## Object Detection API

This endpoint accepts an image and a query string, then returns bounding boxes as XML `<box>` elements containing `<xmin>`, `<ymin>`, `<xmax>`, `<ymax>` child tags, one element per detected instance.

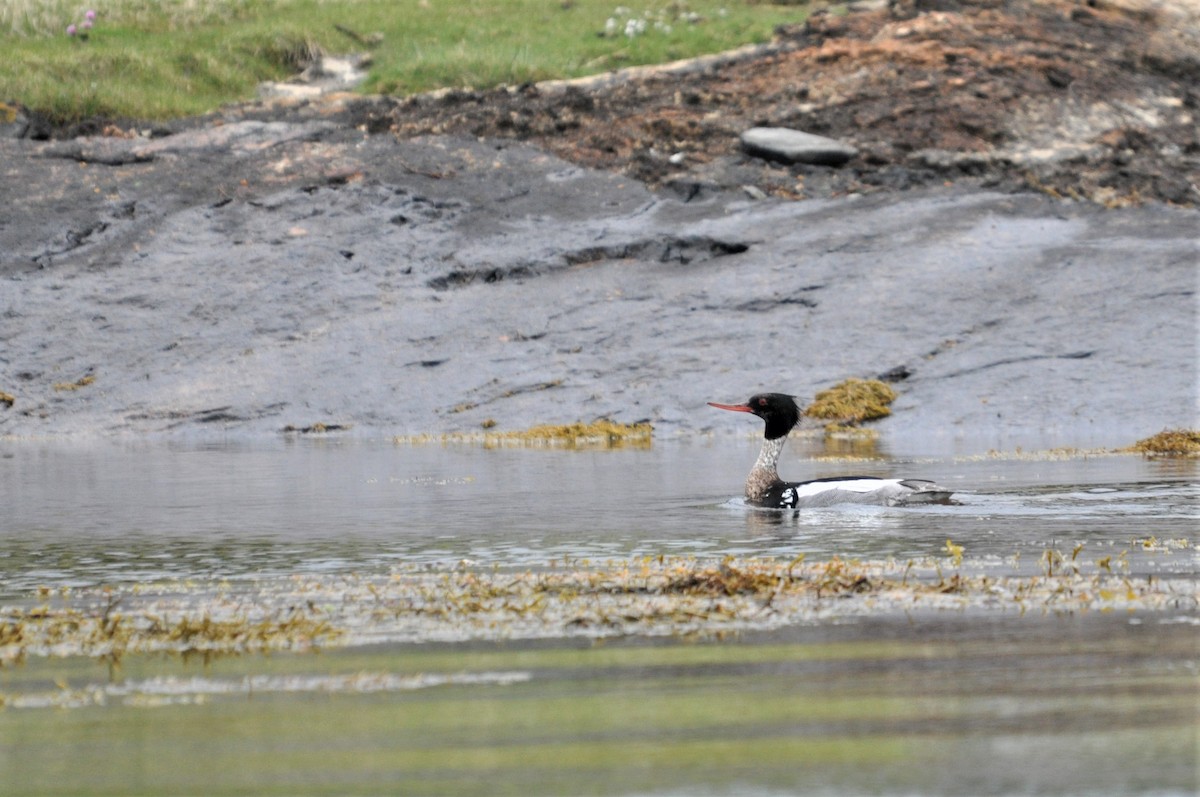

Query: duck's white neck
<box><xmin>746</xmin><ymin>436</ymin><xmax>787</xmax><ymax>501</ymax></box>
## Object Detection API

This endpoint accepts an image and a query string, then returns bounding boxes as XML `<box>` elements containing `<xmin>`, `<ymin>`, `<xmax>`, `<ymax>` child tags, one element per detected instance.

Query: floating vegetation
<box><xmin>1128</xmin><ymin>428</ymin><xmax>1200</xmax><ymax>457</ymax></box>
<box><xmin>1134</xmin><ymin>536</ymin><xmax>1192</xmax><ymax>553</ymax></box>
<box><xmin>0</xmin><ymin>599</ymin><xmax>337</xmax><ymax>667</ymax></box>
<box><xmin>396</xmin><ymin>420</ymin><xmax>653</xmax><ymax>448</ymax></box>
<box><xmin>818</xmin><ymin>424</ymin><xmax>881</xmax><ymax>439</ymax></box>
<box><xmin>2</xmin><ymin>552</ymin><xmax>1193</xmax><ymax>667</ymax></box>
<box><xmin>963</xmin><ymin>446</ymin><xmax>1119</xmax><ymax>461</ymax></box>
<box><xmin>488</xmin><ymin>420</ymin><xmax>652</xmax><ymax>447</ymax></box>
<box><xmin>942</xmin><ymin>539</ymin><xmax>965</xmax><ymax>567</ymax></box>
<box><xmin>961</xmin><ymin>432</ymin><xmax>1199</xmax><ymax>462</ymax></box>
<box><xmin>803</xmin><ymin>378</ymin><xmax>897</xmax><ymax>428</ymax></box>
<box><xmin>952</xmin><ymin>443</ymin><xmax>1192</xmax><ymax>462</ymax></box>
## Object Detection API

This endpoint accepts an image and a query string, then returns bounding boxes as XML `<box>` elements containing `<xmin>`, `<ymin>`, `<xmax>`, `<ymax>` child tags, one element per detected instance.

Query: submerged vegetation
<box><xmin>0</xmin><ymin>0</ymin><xmax>807</xmax><ymax>123</ymax></box>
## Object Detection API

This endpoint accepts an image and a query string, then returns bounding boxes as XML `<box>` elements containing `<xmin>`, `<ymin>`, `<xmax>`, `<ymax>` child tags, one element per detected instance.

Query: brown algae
<box><xmin>490</xmin><ymin>420</ymin><xmax>652</xmax><ymax>447</ymax></box>
<box><xmin>397</xmin><ymin>419</ymin><xmax>653</xmax><ymax>448</ymax></box>
<box><xmin>51</xmin><ymin>374</ymin><xmax>95</xmax><ymax>392</ymax></box>
<box><xmin>2</xmin><ymin>551</ymin><xmax>1193</xmax><ymax>666</ymax></box>
<box><xmin>803</xmin><ymin>378</ymin><xmax>897</xmax><ymax>428</ymax></box>
<box><xmin>1128</xmin><ymin>428</ymin><xmax>1200</xmax><ymax>457</ymax></box>
<box><xmin>0</xmin><ymin>601</ymin><xmax>337</xmax><ymax>666</ymax></box>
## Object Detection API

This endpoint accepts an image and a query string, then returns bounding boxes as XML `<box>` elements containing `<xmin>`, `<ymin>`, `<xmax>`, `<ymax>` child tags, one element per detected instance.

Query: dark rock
<box><xmin>878</xmin><ymin>365</ymin><xmax>913</xmax><ymax>382</ymax></box>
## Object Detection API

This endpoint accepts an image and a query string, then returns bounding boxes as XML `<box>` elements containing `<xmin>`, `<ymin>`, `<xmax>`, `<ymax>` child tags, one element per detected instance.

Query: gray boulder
<box><xmin>740</xmin><ymin>127</ymin><xmax>858</xmax><ymax>166</ymax></box>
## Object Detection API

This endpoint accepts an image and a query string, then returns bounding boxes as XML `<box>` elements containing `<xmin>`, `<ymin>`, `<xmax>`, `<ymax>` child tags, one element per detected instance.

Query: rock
<box><xmin>0</xmin><ymin>102</ymin><xmax>29</xmax><ymax>139</ymax></box>
<box><xmin>908</xmin><ymin>149</ymin><xmax>1001</xmax><ymax>172</ymax></box>
<box><xmin>846</xmin><ymin>0</ymin><xmax>889</xmax><ymax>12</ymax></box>
<box><xmin>740</xmin><ymin>127</ymin><xmax>858</xmax><ymax>166</ymax></box>
<box><xmin>258</xmin><ymin>54</ymin><xmax>372</xmax><ymax>101</ymax></box>
<box><xmin>37</xmin><ymin>120</ymin><xmax>336</xmax><ymax>165</ymax></box>
<box><xmin>0</xmin><ymin>124</ymin><xmax>1194</xmax><ymax>443</ymax></box>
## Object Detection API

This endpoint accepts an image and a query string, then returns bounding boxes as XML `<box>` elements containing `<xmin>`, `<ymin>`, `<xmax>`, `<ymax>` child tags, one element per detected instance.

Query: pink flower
<box><xmin>66</xmin><ymin>24</ymin><xmax>77</xmax><ymax>36</ymax></box>
<box><xmin>82</xmin><ymin>19</ymin><xmax>93</xmax><ymax>29</ymax></box>
<box><xmin>85</xmin><ymin>10</ymin><xmax>96</xmax><ymax>20</ymax></box>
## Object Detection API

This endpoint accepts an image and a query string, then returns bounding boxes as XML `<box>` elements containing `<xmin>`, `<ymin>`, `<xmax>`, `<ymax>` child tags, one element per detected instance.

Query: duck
<box><xmin>708</xmin><ymin>392</ymin><xmax>953</xmax><ymax>508</ymax></box>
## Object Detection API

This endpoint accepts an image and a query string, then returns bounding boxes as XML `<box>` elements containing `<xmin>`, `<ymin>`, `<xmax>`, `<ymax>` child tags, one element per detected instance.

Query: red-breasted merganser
<box><xmin>708</xmin><ymin>392</ymin><xmax>954</xmax><ymax>508</ymax></box>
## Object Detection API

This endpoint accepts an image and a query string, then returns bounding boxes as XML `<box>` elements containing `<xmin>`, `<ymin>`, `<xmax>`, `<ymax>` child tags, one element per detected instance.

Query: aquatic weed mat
<box><xmin>3</xmin><ymin>551</ymin><xmax>1195</xmax><ymax>668</ymax></box>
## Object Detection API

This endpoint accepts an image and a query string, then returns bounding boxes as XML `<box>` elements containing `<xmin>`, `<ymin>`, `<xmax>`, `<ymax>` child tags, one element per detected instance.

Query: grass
<box><xmin>0</xmin><ymin>0</ymin><xmax>811</xmax><ymax>124</ymax></box>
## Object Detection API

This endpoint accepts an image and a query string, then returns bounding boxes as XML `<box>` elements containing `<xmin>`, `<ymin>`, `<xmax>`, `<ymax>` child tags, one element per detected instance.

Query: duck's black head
<box><xmin>708</xmin><ymin>392</ymin><xmax>801</xmax><ymax>440</ymax></box>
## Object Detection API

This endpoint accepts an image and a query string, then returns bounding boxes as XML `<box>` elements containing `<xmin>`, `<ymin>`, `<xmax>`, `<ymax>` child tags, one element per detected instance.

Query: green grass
<box><xmin>0</xmin><ymin>0</ymin><xmax>811</xmax><ymax>124</ymax></box>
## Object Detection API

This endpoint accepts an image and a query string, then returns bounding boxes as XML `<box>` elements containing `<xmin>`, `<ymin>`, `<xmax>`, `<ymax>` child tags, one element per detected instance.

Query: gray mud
<box><xmin>1</xmin><ymin>122</ymin><xmax>1196</xmax><ymax>441</ymax></box>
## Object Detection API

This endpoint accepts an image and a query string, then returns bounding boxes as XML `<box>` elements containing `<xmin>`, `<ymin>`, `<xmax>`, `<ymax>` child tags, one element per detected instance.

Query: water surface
<box><xmin>2</xmin><ymin>438</ymin><xmax>1195</xmax><ymax>592</ymax></box>
<box><xmin>0</xmin><ymin>438</ymin><xmax>1195</xmax><ymax>796</ymax></box>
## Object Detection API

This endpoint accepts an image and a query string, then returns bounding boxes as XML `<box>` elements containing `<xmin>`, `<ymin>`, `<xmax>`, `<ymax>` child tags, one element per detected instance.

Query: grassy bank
<box><xmin>0</xmin><ymin>0</ymin><xmax>809</xmax><ymax>124</ymax></box>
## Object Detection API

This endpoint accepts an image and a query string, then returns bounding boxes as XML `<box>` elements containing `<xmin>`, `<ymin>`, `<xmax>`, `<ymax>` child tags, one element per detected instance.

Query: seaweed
<box><xmin>396</xmin><ymin>419</ymin><xmax>653</xmax><ymax>448</ymax></box>
<box><xmin>52</xmin><ymin>375</ymin><xmax>95</xmax><ymax>392</ymax></box>
<box><xmin>1128</xmin><ymin>429</ymin><xmax>1200</xmax><ymax>457</ymax></box>
<box><xmin>3</xmin><ymin>549</ymin><xmax>1193</xmax><ymax>670</ymax></box>
<box><xmin>803</xmin><ymin>378</ymin><xmax>897</xmax><ymax>428</ymax></box>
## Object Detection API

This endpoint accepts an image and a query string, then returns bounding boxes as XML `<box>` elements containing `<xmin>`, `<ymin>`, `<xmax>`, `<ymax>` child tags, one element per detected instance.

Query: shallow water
<box><xmin>0</xmin><ymin>438</ymin><xmax>1196</xmax><ymax>796</ymax></box>
<box><xmin>1</xmin><ymin>438</ymin><xmax>1195</xmax><ymax>593</ymax></box>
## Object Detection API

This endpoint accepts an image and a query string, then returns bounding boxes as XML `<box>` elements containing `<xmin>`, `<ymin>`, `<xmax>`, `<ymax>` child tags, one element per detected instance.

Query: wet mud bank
<box><xmin>1</xmin><ymin>0</ymin><xmax>1197</xmax><ymax>442</ymax></box>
